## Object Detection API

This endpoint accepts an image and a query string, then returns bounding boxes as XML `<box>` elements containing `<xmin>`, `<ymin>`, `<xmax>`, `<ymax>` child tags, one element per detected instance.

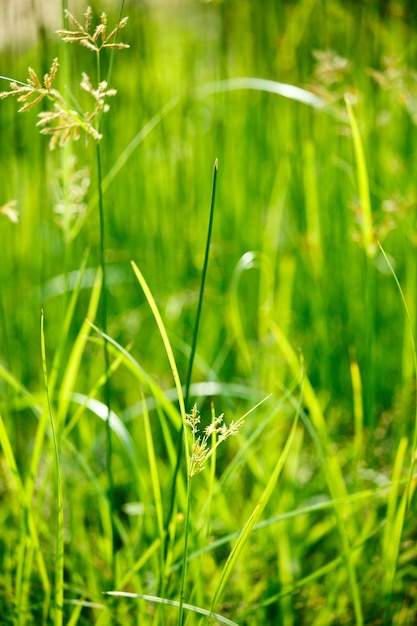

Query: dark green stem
<box><xmin>162</xmin><ymin>158</ymin><xmax>218</xmax><ymax>571</ymax></box>
<box><xmin>96</xmin><ymin>136</ymin><xmax>116</xmax><ymax>582</ymax></box>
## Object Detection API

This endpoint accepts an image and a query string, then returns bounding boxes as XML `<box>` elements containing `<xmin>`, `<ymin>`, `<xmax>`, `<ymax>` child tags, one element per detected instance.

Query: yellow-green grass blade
<box><xmin>268</xmin><ymin>320</ymin><xmax>363</xmax><ymax>624</ymax></box>
<box><xmin>209</xmin><ymin>408</ymin><xmax>299</xmax><ymax>618</ymax></box>
<box><xmin>0</xmin><ymin>363</ymin><xmax>41</xmax><ymax>416</ymax></box>
<box><xmin>104</xmin><ymin>591</ymin><xmax>240</xmax><ymax>626</ymax></box>
<box><xmin>378</xmin><ymin>242</ymin><xmax>417</xmax><ymax>506</ymax></box>
<box><xmin>131</xmin><ymin>261</ymin><xmax>187</xmax><ymax>437</ymax></box>
<box><xmin>349</xmin><ymin>349</ymin><xmax>364</xmax><ymax>465</ymax></box>
<box><xmin>142</xmin><ymin>393</ymin><xmax>165</xmax><ymax>564</ymax></box>
<box><xmin>41</xmin><ymin>311</ymin><xmax>63</xmax><ymax>626</ymax></box>
<box><xmin>62</xmin><ymin>345</ymin><xmax>128</xmax><ymax>438</ymax></box>
<box><xmin>0</xmin><ymin>413</ymin><xmax>51</xmax><ymax>618</ymax></box>
<box><xmin>56</xmin><ymin>267</ymin><xmax>102</xmax><ymax>428</ymax></box>
<box><xmin>345</xmin><ymin>96</ymin><xmax>375</xmax><ymax>258</ymax></box>
<box><xmin>382</xmin><ymin>437</ymin><xmax>408</xmax><ymax>620</ymax></box>
<box><xmin>48</xmin><ymin>248</ymin><xmax>90</xmax><ymax>398</ymax></box>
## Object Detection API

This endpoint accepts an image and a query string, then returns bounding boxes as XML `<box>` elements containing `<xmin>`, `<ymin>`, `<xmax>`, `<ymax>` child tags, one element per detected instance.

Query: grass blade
<box><xmin>208</xmin><ymin>404</ymin><xmax>300</xmax><ymax>618</ymax></box>
<box><xmin>104</xmin><ymin>591</ymin><xmax>240</xmax><ymax>626</ymax></box>
<box><xmin>345</xmin><ymin>95</ymin><xmax>375</xmax><ymax>258</ymax></box>
<box><xmin>41</xmin><ymin>311</ymin><xmax>64</xmax><ymax>626</ymax></box>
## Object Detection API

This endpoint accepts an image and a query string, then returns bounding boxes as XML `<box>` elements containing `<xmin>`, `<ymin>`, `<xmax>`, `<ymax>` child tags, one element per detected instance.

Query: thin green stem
<box><xmin>162</xmin><ymin>159</ymin><xmax>218</xmax><ymax>568</ymax></box>
<box><xmin>178</xmin><ymin>476</ymin><xmax>192</xmax><ymax>626</ymax></box>
<box><xmin>96</xmin><ymin>139</ymin><xmax>116</xmax><ymax>581</ymax></box>
<box><xmin>94</xmin><ymin>37</ymin><xmax>116</xmax><ymax>584</ymax></box>
<box><xmin>41</xmin><ymin>311</ymin><xmax>63</xmax><ymax>626</ymax></box>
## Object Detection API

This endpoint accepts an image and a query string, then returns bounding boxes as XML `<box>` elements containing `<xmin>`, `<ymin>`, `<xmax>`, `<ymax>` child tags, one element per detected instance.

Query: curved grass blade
<box><xmin>208</xmin><ymin>404</ymin><xmax>300</xmax><ymax>619</ymax></box>
<box><xmin>130</xmin><ymin>260</ymin><xmax>190</xmax><ymax>622</ymax></box>
<box><xmin>104</xmin><ymin>591</ymin><xmax>239</xmax><ymax>626</ymax></box>
<box><xmin>378</xmin><ymin>242</ymin><xmax>417</xmax><ymax>504</ymax></box>
<box><xmin>80</xmin><ymin>78</ymin><xmax>333</xmax><ymax>228</ymax></box>
<box><xmin>56</xmin><ymin>267</ymin><xmax>102</xmax><ymax>427</ymax></box>
<box><xmin>41</xmin><ymin>311</ymin><xmax>64</xmax><ymax>626</ymax></box>
<box><xmin>130</xmin><ymin>261</ymin><xmax>187</xmax><ymax>450</ymax></box>
<box><xmin>345</xmin><ymin>96</ymin><xmax>375</xmax><ymax>258</ymax></box>
<box><xmin>194</xmin><ymin>77</ymin><xmax>330</xmax><ymax>111</ymax></box>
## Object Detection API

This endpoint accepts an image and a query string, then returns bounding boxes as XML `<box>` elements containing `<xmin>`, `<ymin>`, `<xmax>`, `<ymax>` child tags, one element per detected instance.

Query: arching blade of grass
<box><xmin>382</xmin><ymin>437</ymin><xmax>408</xmax><ymax>623</ymax></box>
<box><xmin>241</xmin><ymin>523</ymin><xmax>382</xmax><ymax>620</ymax></box>
<box><xmin>194</xmin><ymin>77</ymin><xmax>331</xmax><ymax>112</ymax></box>
<box><xmin>62</xmin><ymin>343</ymin><xmax>129</xmax><ymax>437</ymax></box>
<box><xmin>0</xmin><ymin>412</ymin><xmax>50</xmax><ymax>623</ymax></box>
<box><xmin>131</xmin><ymin>260</ymin><xmax>189</xmax><ymax>615</ymax></box>
<box><xmin>378</xmin><ymin>242</ymin><xmax>417</xmax><ymax>503</ymax></box>
<box><xmin>87</xmin><ymin>328</ymin><xmax>186</xmax><ymax>507</ymax></box>
<box><xmin>81</xmin><ymin>79</ymin><xmax>333</xmax><ymax>226</ymax></box>
<box><xmin>0</xmin><ymin>363</ymin><xmax>42</xmax><ymax>416</ymax></box>
<box><xmin>104</xmin><ymin>591</ymin><xmax>240</xmax><ymax>626</ymax></box>
<box><xmin>48</xmin><ymin>248</ymin><xmax>90</xmax><ymax>397</ymax></box>
<box><xmin>56</xmin><ymin>267</ymin><xmax>102</xmax><ymax>427</ymax></box>
<box><xmin>345</xmin><ymin>96</ymin><xmax>375</xmax><ymax>259</ymax></box>
<box><xmin>131</xmin><ymin>261</ymin><xmax>187</xmax><ymax>428</ymax></box>
<box><xmin>377</xmin><ymin>243</ymin><xmax>417</xmax><ymax>622</ymax></box>
<box><xmin>208</xmin><ymin>404</ymin><xmax>300</xmax><ymax>620</ymax></box>
<box><xmin>268</xmin><ymin>320</ymin><xmax>363</xmax><ymax>624</ymax></box>
<box><xmin>141</xmin><ymin>393</ymin><xmax>165</xmax><ymax>595</ymax></box>
<box><xmin>41</xmin><ymin>310</ymin><xmax>63</xmax><ymax>626</ymax></box>
<box><xmin>70</xmin><ymin>393</ymin><xmax>139</xmax><ymax>478</ymax></box>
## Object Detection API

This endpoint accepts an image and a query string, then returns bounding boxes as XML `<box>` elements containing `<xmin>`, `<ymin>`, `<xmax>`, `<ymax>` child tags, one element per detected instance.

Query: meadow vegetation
<box><xmin>1</xmin><ymin>0</ymin><xmax>417</xmax><ymax>623</ymax></box>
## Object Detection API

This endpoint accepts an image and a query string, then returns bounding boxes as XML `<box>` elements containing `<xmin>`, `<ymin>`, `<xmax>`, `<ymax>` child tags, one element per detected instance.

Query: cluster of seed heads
<box><xmin>0</xmin><ymin>7</ymin><xmax>129</xmax><ymax>149</ymax></box>
<box><xmin>186</xmin><ymin>404</ymin><xmax>244</xmax><ymax>478</ymax></box>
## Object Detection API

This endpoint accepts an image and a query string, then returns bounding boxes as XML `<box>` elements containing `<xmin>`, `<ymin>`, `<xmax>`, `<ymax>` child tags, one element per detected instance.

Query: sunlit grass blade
<box><xmin>0</xmin><ymin>363</ymin><xmax>42</xmax><ymax>416</ymax></box>
<box><xmin>0</xmin><ymin>412</ymin><xmax>51</xmax><ymax>620</ymax></box>
<box><xmin>48</xmin><ymin>248</ymin><xmax>90</xmax><ymax>397</ymax></box>
<box><xmin>104</xmin><ymin>591</ymin><xmax>240</xmax><ymax>626</ymax></box>
<box><xmin>131</xmin><ymin>261</ymin><xmax>187</xmax><ymax>428</ymax></box>
<box><xmin>141</xmin><ymin>393</ymin><xmax>165</xmax><ymax>587</ymax></box>
<box><xmin>70</xmin><ymin>393</ymin><xmax>139</xmax><ymax>477</ymax></box>
<box><xmin>382</xmin><ymin>437</ymin><xmax>408</xmax><ymax>622</ymax></box>
<box><xmin>194</xmin><ymin>77</ymin><xmax>331</xmax><ymax>112</ymax></box>
<box><xmin>378</xmin><ymin>242</ymin><xmax>417</xmax><ymax>505</ymax></box>
<box><xmin>268</xmin><ymin>320</ymin><xmax>363</xmax><ymax>624</ymax></box>
<box><xmin>349</xmin><ymin>348</ymin><xmax>364</xmax><ymax>465</ymax></box>
<box><xmin>208</xmin><ymin>407</ymin><xmax>300</xmax><ymax>619</ymax></box>
<box><xmin>241</xmin><ymin>524</ymin><xmax>381</xmax><ymax>620</ymax></box>
<box><xmin>56</xmin><ymin>267</ymin><xmax>102</xmax><ymax>427</ymax></box>
<box><xmin>131</xmin><ymin>260</ymin><xmax>189</xmax><ymax>619</ymax></box>
<box><xmin>345</xmin><ymin>95</ymin><xmax>375</xmax><ymax>258</ymax></box>
<box><xmin>41</xmin><ymin>310</ymin><xmax>64</xmax><ymax>626</ymax></box>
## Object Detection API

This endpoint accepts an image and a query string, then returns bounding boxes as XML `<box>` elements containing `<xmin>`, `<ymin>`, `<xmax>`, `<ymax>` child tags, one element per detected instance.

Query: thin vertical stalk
<box><xmin>41</xmin><ymin>311</ymin><xmax>63</xmax><ymax>626</ymax></box>
<box><xmin>96</xmin><ymin>139</ymin><xmax>116</xmax><ymax>581</ymax></box>
<box><xmin>162</xmin><ymin>159</ymin><xmax>218</xmax><ymax>572</ymax></box>
<box><xmin>95</xmin><ymin>36</ymin><xmax>116</xmax><ymax>583</ymax></box>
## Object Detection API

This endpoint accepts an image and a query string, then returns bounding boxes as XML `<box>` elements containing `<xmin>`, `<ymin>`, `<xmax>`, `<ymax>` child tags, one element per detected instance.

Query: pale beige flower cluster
<box><xmin>0</xmin><ymin>7</ymin><xmax>129</xmax><ymax>149</ymax></box>
<box><xmin>186</xmin><ymin>404</ymin><xmax>244</xmax><ymax>478</ymax></box>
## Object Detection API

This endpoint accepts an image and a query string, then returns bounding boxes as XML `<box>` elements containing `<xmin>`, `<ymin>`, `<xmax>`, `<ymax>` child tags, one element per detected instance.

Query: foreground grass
<box><xmin>1</xmin><ymin>0</ymin><xmax>417</xmax><ymax>623</ymax></box>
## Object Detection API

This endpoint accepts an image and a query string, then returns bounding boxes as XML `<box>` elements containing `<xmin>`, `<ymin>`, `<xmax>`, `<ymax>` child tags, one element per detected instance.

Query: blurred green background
<box><xmin>1</xmin><ymin>0</ymin><xmax>417</xmax><ymax>623</ymax></box>
<box><xmin>2</xmin><ymin>0</ymin><xmax>417</xmax><ymax>420</ymax></box>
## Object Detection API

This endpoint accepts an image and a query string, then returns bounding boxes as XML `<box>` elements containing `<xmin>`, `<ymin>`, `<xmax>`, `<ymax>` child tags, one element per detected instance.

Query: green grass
<box><xmin>1</xmin><ymin>0</ymin><xmax>417</xmax><ymax>623</ymax></box>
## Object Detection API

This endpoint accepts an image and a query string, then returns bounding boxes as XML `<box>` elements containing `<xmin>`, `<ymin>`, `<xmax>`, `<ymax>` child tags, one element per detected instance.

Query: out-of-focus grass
<box><xmin>1</xmin><ymin>0</ymin><xmax>417</xmax><ymax>623</ymax></box>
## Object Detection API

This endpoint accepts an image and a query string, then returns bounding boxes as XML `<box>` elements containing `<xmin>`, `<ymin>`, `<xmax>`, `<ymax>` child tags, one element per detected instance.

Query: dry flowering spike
<box><xmin>57</xmin><ymin>7</ymin><xmax>129</xmax><ymax>52</ymax></box>
<box><xmin>0</xmin><ymin>59</ymin><xmax>103</xmax><ymax>148</ymax></box>
<box><xmin>0</xmin><ymin>58</ymin><xmax>59</xmax><ymax>112</ymax></box>
<box><xmin>0</xmin><ymin>8</ymin><xmax>129</xmax><ymax>149</ymax></box>
<box><xmin>186</xmin><ymin>403</ymin><xmax>244</xmax><ymax>478</ymax></box>
<box><xmin>80</xmin><ymin>73</ymin><xmax>117</xmax><ymax>114</ymax></box>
